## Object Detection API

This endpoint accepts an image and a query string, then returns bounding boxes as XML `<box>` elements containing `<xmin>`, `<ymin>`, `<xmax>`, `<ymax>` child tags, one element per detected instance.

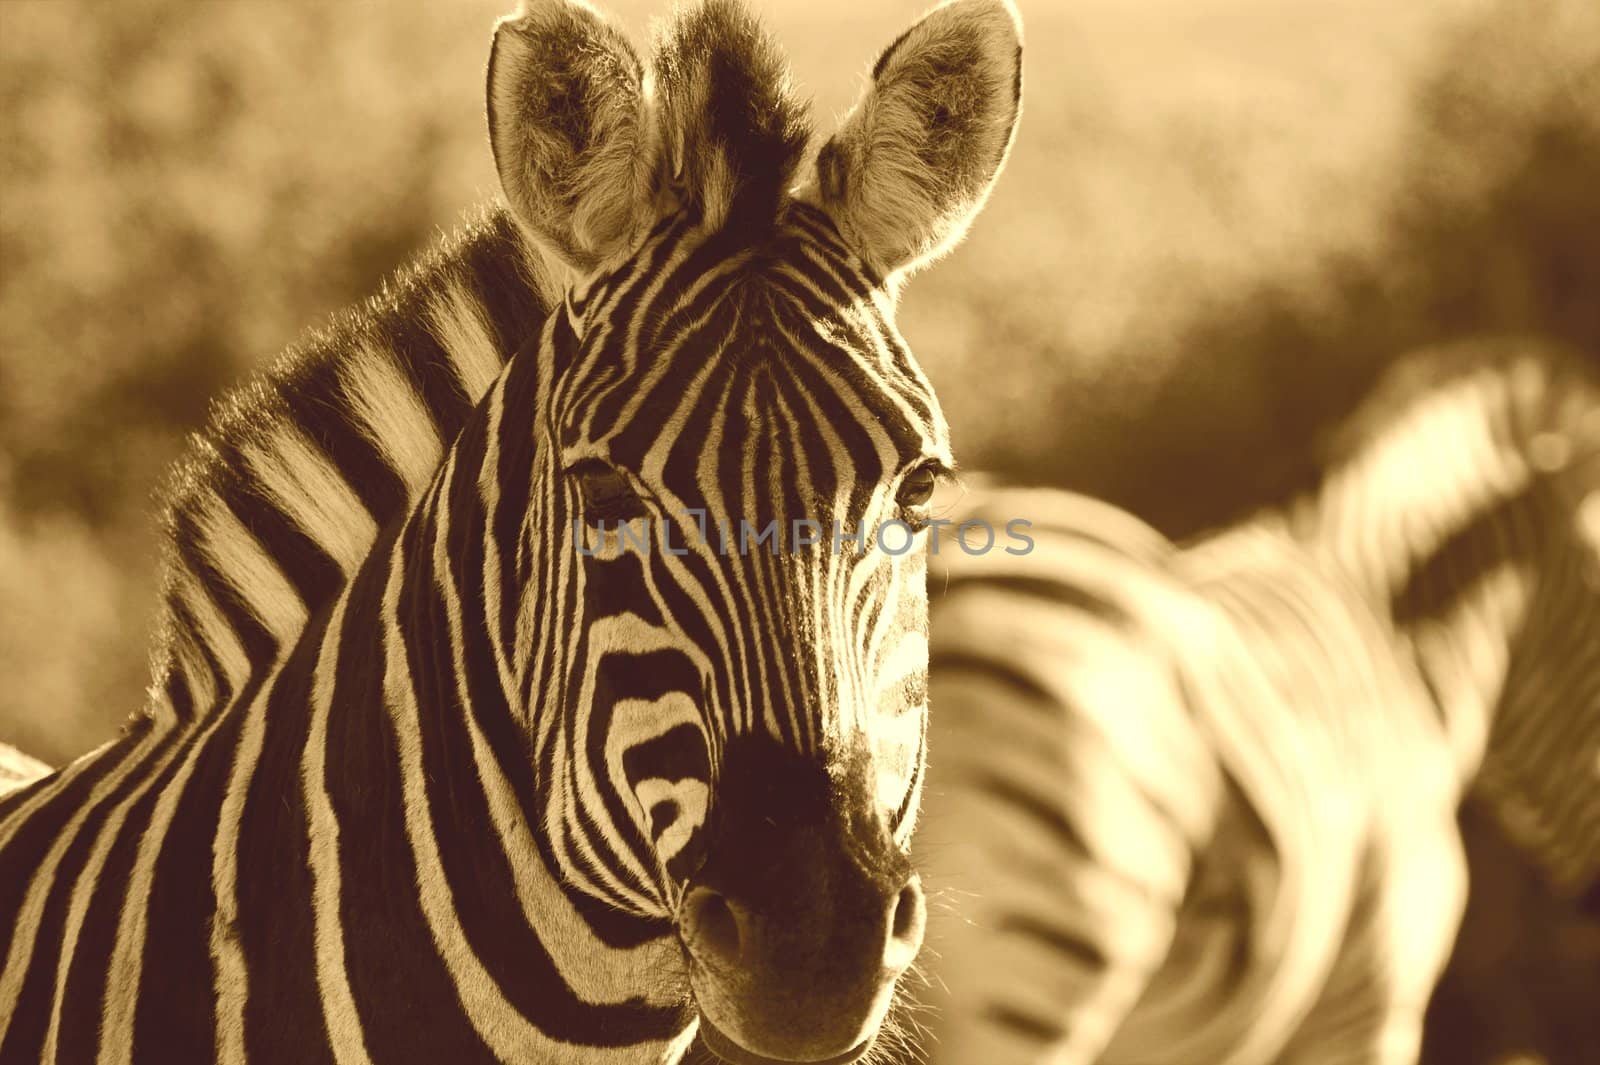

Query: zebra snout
<box><xmin>677</xmin><ymin>733</ymin><xmax>926</xmax><ymax>1061</ymax></box>
<box><xmin>681</xmin><ymin>872</ymin><xmax>926</xmax><ymax>977</ymax></box>
<box><xmin>680</xmin><ymin>861</ymin><xmax>924</xmax><ymax>1064</ymax></box>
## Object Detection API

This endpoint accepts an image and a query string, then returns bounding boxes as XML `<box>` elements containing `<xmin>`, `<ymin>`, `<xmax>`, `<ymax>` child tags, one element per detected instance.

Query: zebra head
<box><xmin>487</xmin><ymin>0</ymin><xmax>1022</xmax><ymax>1060</ymax></box>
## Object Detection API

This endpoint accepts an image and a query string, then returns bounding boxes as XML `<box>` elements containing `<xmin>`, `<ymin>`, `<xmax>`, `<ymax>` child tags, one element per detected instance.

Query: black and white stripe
<box><xmin>912</xmin><ymin>338</ymin><xmax>1600</xmax><ymax>1065</ymax></box>
<box><xmin>0</xmin><ymin>1</ymin><xmax>1026</xmax><ymax>1063</ymax></box>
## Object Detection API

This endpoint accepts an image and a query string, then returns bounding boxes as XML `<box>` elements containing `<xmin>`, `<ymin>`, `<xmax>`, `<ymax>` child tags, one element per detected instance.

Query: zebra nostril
<box><xmin>891</xmin><ymin>884</ymin><xmax>919</xmax><ymax>939</ymax></box>
<box><xmin>683</xmin><ymin>887</ymin><xmax>743</xmax><ymax>968</ymax></box>
<box><xmin>886</xmin><ymin>876</ymin><xmax>926</xmax><ymax>970</ymax></box>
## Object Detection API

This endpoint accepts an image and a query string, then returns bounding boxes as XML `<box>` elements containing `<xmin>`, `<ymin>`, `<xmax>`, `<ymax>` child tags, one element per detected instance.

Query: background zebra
<box><xmin>0</xmin><ymin>747</ymin><xmax>51</xmax><ymax>801</ymax></box>
<box><xmin>0</xmin><ymin>1</ymin><xmax>1023</xmax><ymax>1063</ymax></box>
<box><xmin>911</xmin><ymin>337</ymin><xmax>1600</xmax><ymax>1065</ymax></box>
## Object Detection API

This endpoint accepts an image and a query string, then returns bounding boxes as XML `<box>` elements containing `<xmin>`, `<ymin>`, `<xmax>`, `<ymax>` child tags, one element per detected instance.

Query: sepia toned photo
<box><xmin>2</xmin><ymin>1</ymin><xmax>1596</xmax><ymax>1063</ymax></box>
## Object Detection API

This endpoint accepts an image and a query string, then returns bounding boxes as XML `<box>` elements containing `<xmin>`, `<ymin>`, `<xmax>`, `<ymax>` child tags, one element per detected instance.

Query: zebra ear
<box><xmin>487</xmin><ymin>0</ymin><xmax>660</xmax><ymax>273</ymax></box>
<box><xmin>811</xmin><ymin>0</ymin><xmax>1022</xmax><ymax>280</ymax></box>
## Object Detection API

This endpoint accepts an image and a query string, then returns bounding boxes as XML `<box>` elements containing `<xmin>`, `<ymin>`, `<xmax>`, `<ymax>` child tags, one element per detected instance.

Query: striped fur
<box><xmin>0</xmin><ymin>2</ymin><xmax>1023</xmax><ymax>1063</ymax></box>
<box><xmin>912</xmin><ymin>338</ymin><xmax>1600</xmax><ymax>1065</ymax></box>
<box><xmin>0</xmin><ymin>746</ymin><xmax>52</xmax><ymax>799</ymax></box>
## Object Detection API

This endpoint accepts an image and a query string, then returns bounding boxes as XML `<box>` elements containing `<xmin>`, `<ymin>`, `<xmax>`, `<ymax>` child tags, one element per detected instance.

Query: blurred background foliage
<box><xmin>1</xmin><ymin>1</ymin><xmax>1597</xmax><ymax>1061</ymax></box>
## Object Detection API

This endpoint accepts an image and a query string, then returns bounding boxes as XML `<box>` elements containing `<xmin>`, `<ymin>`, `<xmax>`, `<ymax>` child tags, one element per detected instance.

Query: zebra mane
<box><xmin>1289</xmin><ymin>336</ymin><xmax>1600</xmax><ymax>606</ymax></box>
<box><xmin>140</xmin><ymin>206</ymin><xmax>559</xmax><ymax>726</ymax></box>
<box><xmin>1315</xmin><ymin>338</ymin><xmax>1596</xmax><ymax>466</ymax></box>
<box><xmin>650</xmin><ymin>0</ymin><xmax>812</xmax><ymax>235</ymax></box>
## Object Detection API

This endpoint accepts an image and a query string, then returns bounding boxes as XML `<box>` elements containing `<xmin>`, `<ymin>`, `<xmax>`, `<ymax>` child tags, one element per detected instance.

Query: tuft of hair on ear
<box><xmin>650</xmin><ymin>0</ymin><xmax>812</xmax><ymax>237</ymax></box>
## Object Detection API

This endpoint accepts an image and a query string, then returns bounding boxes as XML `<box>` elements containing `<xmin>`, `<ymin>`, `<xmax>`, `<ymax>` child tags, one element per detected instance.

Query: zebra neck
<box><xmin>1287</xmin><ymin>366</ymin><xmax>1547</xmax><ymax>779</ymax></box>
<box><xmin>1289</xmin><ymin>349</ymin><xmax>1600</xmax><ymax>897</ymax></box>
<box><xmin>267</xmin><ymin>333</ymin><xmax>687</xmax><ymax>1038</ymax></box>
<box><xmin>140</xmin><ymin>208</ymin><xmax>558</xmax><ymax>737</ymax></box>
<box><xmin>1391</xmin><ymin>535</ymin><xmax>1538</xmax><ymax>782</ymax></box>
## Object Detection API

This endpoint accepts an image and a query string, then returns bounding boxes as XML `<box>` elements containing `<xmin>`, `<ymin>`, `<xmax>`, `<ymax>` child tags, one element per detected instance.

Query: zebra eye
<box><xmin>896</xmin><ymin>464</ymin><xmax>939</xmax><ymax>512</ymax></box>
<box><xmin>572</xmin><ymin>460</ymin><xmax>647</xmax><ymax>525</ymax></box>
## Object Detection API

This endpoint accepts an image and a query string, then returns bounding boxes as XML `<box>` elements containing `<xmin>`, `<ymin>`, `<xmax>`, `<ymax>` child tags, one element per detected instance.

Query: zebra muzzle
<box><xmin>676</xmin><ymin>736</ymin><xmax>926</xmax><ymax>1064</ymax></box>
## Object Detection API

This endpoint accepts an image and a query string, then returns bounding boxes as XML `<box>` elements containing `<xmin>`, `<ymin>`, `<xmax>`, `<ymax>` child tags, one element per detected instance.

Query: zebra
<box><xmin>0</xmin><ymin>748</ymin><xmax>51</xmax><ymax>801</ymax></box>
<box><xmin>0</xmin><ymin>1</ymin><xmax>1024</xmax><ymax>1062</ymax></box>
<box><xmin>910</xmin><ymin>338</ymin><xmax>1600</xmax><ymax>1065</ymax></box>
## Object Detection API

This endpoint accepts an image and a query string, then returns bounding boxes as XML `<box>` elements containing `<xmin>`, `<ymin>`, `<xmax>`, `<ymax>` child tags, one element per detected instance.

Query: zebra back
<box><xmin>912</xmin><ymin>337</ymin><xmax>1600</xmax><ymax>1065</ymax></box>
